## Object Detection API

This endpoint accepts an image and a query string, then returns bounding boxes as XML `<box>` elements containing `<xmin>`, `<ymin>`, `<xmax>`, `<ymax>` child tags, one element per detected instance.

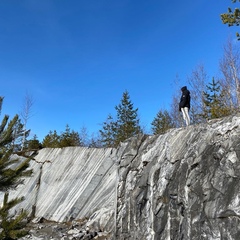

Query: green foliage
<box><xmin>0</xmin><ymin>97</ymin><xmax>3</xmax><ymax>114</ymax></box>
<box><xmin>115</xmin><ymin>91</ymin><xmax>142</xmax><ymax>144</ymax></box>
<box><xmin>0</xmin><ymin>98</ymin><xmax>33</xmax><ymax>239</ymax></box>
<box><xmin>59</xmin><ymin>125</ymin><xmax>83</xmax><ymax>147</ymax></box>
<box><xmin>202</xmin><ymin>78</ymin><xmax>232</xmax><ymax>119</ymax></box>
<box><xmin>0</xmin><ymin>115</ymin><xmax>32</xmax><ymax>192</ymax></box>
<box><xmin>99</xmin><ymin>91</ymin><xmax>142</xmax><ymax>147</ymax></box>
<box><xmin>221</xmin><ymin>0</ymin><xmax>240</xmax><ymax>39</ymax></box>
<box><xmin>151</xmin><ymin>110</ymin><xmax>175</xmax><ymax>135</ymax></box>
<box><xmin>6</xmin><ymin>118</ymin><xmax>30</xmax><ymax>152</ymax></box>
<box><xmin>42</xmin><ymin>125</ymin><xmax>83</xmax><ymax>148</ymax></box>
<box><xmin>99</xmin><ymin>115</ymin><xmax>117</xmax><ymax>147</ymax></box>
<box><xmin>0</xmin><ymin>193</ymin><xmax>28</xmax><ymax>240</ymax></box>
<box><xmin>26</xmin><ymin>135</ymin><xmax>42</xmax><ymax>150</ymax></box>
<box><xmin>42</xmin><ymin>130</ymin><xmax>60</xmax><ymax>148</ymax></box>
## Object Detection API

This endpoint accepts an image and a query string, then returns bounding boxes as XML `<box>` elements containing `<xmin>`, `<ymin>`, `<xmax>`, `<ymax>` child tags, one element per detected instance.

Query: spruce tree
<box><xmin>99</xmin><ymin>91</ymin><xmax>142</xmax><ymax>147</ymax></box>
<box><xmin>202</xmin><ymin>78</ymin><xmax>231</xmax><ymax>119</ymax></box>
<box><xmin>115</xmin><ymin>91</ymin><xmax>142</xmax><ymax>145</ymax></box>
<box><xmin>99</xmin><ymin>114</ymin><xmax>117</xmax><ymax>148</ymax></box>
<box><xmin>151</xmin><ymin>110</ymin><xmax>174</xmax><ymax>135</ymax></box>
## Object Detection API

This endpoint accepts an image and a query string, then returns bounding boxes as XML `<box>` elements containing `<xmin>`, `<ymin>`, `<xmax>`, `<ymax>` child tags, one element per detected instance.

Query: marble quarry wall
<box><xmin>2</xmin><ymin>114</ymin><xmax>240</xmax><ymax>239</ymax></box>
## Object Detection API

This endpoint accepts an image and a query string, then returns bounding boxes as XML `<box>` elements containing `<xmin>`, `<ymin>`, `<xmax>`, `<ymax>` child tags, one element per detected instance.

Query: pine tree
<box><xmin>151</xmin><ymin>110</ymin><xmax>175</xmax><ymax>135</ymax></box>
<box><xmin>0</xmin><ymin>98</ymin><xmax>33</xmax><ymax>239</ymax></box>
<box><xmin>12</xmin><ymin>118</ymin><xmax>30</xmax><ymax>152</ymax></box>
<box><xmin>0</xmin><ymin>115</ymin><xmax>32</xmax><ymax>191</ymax></box>
<box><xmin>0</xmin><ymin>193</ymin><xmax>28</xmax><ymax>239</ymax></box>
<box><xmin>221</xmin><ymin>0</ymin><xmax>240</xmax><ymax>39</ymax></box>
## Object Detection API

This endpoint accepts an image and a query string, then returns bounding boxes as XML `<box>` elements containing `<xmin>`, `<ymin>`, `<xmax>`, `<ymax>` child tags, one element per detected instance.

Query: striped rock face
<box><xmin>7</xmin><ymin>147</ymin><xmax>117</xmax><ymax>233</ymax></box>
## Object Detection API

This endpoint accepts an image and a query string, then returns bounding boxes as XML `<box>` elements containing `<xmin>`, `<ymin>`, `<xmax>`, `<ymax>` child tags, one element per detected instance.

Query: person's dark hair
<box><xmin>181</xmin><ymin>86</ymin><xmax>187</xmax><ymax>91</ymax></box>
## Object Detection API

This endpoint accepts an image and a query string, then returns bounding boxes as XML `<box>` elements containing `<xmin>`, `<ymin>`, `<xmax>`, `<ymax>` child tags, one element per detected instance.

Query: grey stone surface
<box><xmin>1</xmin><ymin>114</ymin><xmax>240</xmax><ymax>239</ymax></box>
<box><xmin>5</xmin><ymin>147</ymin><xmax>117</xmax><ymax>233</ymax></box>
<box><xmin>115</xmin><ymin>115</ymin><xmax>240</xmax><ymax>239</ymax></box>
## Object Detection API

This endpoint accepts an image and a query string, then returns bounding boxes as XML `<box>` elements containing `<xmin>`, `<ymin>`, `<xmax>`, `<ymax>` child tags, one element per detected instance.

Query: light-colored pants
<box><xmin>181</xmin><ymin>107</ymin><xmax>190</xmax><ymax>126</ymax></box>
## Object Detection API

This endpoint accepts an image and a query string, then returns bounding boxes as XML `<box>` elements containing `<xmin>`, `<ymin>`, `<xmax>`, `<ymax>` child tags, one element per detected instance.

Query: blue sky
<box><xmin>0</xmin><ymin>0</ymin><xmax>238</xmax><ymax>141</ymax></box>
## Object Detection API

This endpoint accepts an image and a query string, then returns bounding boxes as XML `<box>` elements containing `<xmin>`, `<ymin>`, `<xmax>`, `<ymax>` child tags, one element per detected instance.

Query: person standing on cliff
<box><xmin>179</xmin><ymin>86</ymin><xmax>191</xmax><ymax>126</ymax></box>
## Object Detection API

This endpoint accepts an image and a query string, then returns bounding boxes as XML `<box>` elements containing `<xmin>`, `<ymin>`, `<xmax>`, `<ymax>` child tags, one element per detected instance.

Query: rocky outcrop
<box><xmin>115</xmin><ymin>115</ymin><xmax>240</xmax><ymax>239</ymax></box>
<box><xmin>1</xmin><ymin>114</ymin><xmax>240</xmax><ymax>239</ymax></box>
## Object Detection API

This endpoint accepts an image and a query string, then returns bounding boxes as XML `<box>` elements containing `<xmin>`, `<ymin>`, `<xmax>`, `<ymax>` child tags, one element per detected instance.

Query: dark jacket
<box><xmin>179</xmin><ymin>86</ymin><xmax>191</xmax><ymax>111</ymax></box>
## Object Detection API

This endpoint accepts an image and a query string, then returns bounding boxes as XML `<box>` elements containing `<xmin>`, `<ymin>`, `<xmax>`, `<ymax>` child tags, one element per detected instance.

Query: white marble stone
<box><xmin>7</xmin><ymin>147</ymin><xmax>117</xmax><ymax>225</ymax></box>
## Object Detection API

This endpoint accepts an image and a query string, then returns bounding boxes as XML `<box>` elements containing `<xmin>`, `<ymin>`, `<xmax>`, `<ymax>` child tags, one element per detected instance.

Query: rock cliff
<box><xmin>1</xmin><ymin>114</ymin><xmax>240</xmax><ymax>239</ymax></box>
<box><xmin>116</xmin><ymin>115</ymin><xmax>240</xmax><ymax>240</ymax></box>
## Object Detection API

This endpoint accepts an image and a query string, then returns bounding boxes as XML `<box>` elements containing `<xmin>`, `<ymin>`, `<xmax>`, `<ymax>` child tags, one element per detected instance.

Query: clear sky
<box><xmin>0</xmin><ymin>0</ymin><xmax>238</xmax><ymax>141</ymax></box>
